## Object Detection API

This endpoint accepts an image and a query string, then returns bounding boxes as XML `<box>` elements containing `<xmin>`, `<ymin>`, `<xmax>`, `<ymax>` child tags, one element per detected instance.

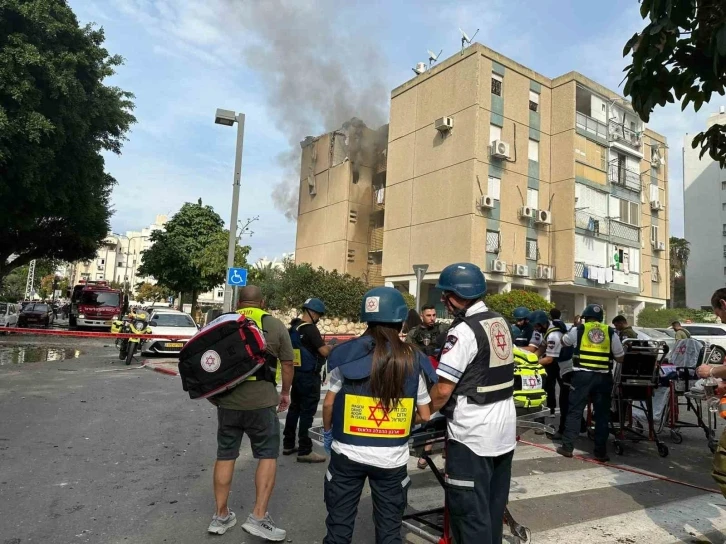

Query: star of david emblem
<box><xmin>368</xmin><ymin>402</ymin><xmax>390</xmax><ymax>427</ymax></box>
<box><xmin>203</xmin><ymin>355</ymin><xmax>216</xmax><ymax>369</ymax></box>
<box><xmin>495</xmin><ymin>330</ymin><xmax>507</xmax><ymax>350</ymax></box>
<box><xmin>490</xmin><ymin>321</ymin><xmax>511</xmax><ymax>360</ymax></box>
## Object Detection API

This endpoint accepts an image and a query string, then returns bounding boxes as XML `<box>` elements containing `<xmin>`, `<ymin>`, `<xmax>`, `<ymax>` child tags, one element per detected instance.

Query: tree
<box><xmin>135</xmin><ymin>282</ymin><xmax>171</xmax><ymax>304</ymax></box>
<box><xmin>669</xmin><ymin>236</ymin><xmax>690</xmax><ymax>308</ymax></box>
<box><xmin>0</xmin><ymin>0</ymin><xmax>135</xmax><ymax>281</ymax></box>
<box><xmin>39</xmin><ymin>274</ymin><xmax>69</xmax><ymax>300</ymax></box>
<box><xmin>623</xmin><ymin>1</ymin><xmax>726</xmax><ymax>166</ymax></box>
<box><xmin>137</xmin><ymin>201</ymin><xmax>249</xmax><ymax>315</ymax></box>
<box><xmin>485</xmin><ymin>290</ymin><xmax>554</xmax><ymax>322</ymax></box>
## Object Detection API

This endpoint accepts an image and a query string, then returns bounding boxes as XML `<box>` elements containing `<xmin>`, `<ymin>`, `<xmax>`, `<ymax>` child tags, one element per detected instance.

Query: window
<box><xmin>528</xmin><ymin>139</ymin><xmax>539</xmax><ymax>162</ymax></box>
<box><xmin>486</xmin><ymin>230</ymin><xmax>500</xmax><ymax>253</ymax></box>
<box><xmin>722</xmin><ymin>181</ymin><xmax>726</xmax><ymax>190</ymax></box>
<box><xmin>684</xmin><ymin>325</ymin><xmax>726</xmax><ymax>336</ymax></box>
<box><xmin>651</xmin><ymin>225</ymin><xmax>659</xmax><ymax>243</ymax></box>
<box><xmin>618</xmin><ymin>199</ymin><xmax>639</xmax><ymax>226</ymax></box>
<box><xmin>652</xmin><ymin>265</ymin><xmax>660</xmax><ymax>283</ymax></box>
<box><xmin>489</xmin><ymin>124</ymin><xmax>502</xmax><ymax>145</ymax></box>
<box><xmin>723</xmin><ymin>223</ymin><xmax>726</xmax><ymax>236</ymax></box>
<box><xmin>117</xmin><ymin>262</ymin><xmax>123</xmax><ymax>267</ymax></box>
<box><xmin>96</xmin><ymin>273</ymin><xmax>104</xmax><ymax>280</ymax></box>
<box><xmin>487</xmin><ymin>176</ymin><xmax>501</xmax><ymax>201</ymax></box>
<box><xmin>151</xmin><ymin>314</ymin><xmax>196</xmax><ymax>328</ymax></box>
<box><xmin>349</xmin><ymin>209</ymin><xmax>358</xmax><ymax>223</ymax></box>
<box><xmin>529</xmin><ymin>90</ymin><xmax>539</xmax><ymax>112</ymax></box>
<box><xmin>97</xmin><ymin>259</ymin><xmax>105</xmax><ymax>265</ymax></box>
<box><xmin>491</xmin><ymin>73</ymin><xmax>502</xmax><ymax>96</ymax></box>
<box><xmin>527</xmin><ymin>188</ymin><xmax>539</xmax><ymax>209</ymax></box>
<box><xmin>526</xmin><ymin>238</ymin><xmax>538</xmax><ymax>260</ymax></box>
<box><xmin>347</xmin><ymin>249</ymin><xmax>355</xmax><ymax>263</ymax></box>
<box><xmin>722</xmin><ymin>203</ymin><xmax>726</xmax><ymax>212</ymax></box>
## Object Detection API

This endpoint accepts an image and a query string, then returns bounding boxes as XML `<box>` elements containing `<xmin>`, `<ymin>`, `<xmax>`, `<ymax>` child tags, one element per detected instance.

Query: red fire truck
<box><xmin>68</xmin><ymin>280</ymin><xmax>123</xmax><ymax>330</ymax></box>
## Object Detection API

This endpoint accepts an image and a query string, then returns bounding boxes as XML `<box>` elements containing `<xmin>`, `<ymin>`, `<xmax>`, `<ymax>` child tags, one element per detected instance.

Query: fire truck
<box><xmin>68</xmin><ymin>280</ymin><xmax>123</xmax><ymax>330</ymax></box>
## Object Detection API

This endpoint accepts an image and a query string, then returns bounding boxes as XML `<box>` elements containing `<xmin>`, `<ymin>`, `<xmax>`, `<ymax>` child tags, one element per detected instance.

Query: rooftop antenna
<box><xmin>428</xmin><ymin>48</ymin><xmax>443</xmax><ymax>68</ymax></box>
<box><xmin>460</xmin><ymin>27</ymin><xmax>479</xmax><ymax>54</ymax></box>
<box><xmin>412</xmin><ymin>62</ymin><xmax>427</xmax><ymax>75</ymax></box>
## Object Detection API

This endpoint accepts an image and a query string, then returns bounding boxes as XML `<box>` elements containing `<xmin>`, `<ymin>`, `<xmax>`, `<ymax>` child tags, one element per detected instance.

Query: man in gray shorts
<box><xmin>207</xmin><ymin>285</ymin><xmax>294</xmax><ymax>541</ymax></box>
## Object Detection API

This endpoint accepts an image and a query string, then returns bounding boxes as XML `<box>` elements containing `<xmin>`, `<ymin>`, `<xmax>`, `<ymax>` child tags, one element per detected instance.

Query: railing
<box><xmin>366</xmin><ymin>264</ymin><xmax>383</xmax><ymax>286</ymax></box>
<box><xmin>608</xmin><ymin>120</ymin><xmax>642</xmax><ymax>149</ymax></box>
<box><xmin>372</xmin><ymin>187</ymin><xmax>385</xmax><ymax>210</ymax></box>
<box><xmin>608</xmin><ymin>164</ymin><xmax>641</xmax><ymax>193</ymax></box>
<box><xmin>575</xmin><ymin>262</ymin><xmax>586</xmax><ymax>278</ymax></box>
<box><xmin>609</xmin><ymin>219</ymin><xmax>640</xmax><ymax>243</ymax></box>
<box><xmin>575</xmin><ymin>210</ymin><xmax>608</xmax><ymax>236</ymax></box>
<box><xmin>576</xmin><ymin>261</ymin><xmax>640</xmax><ymax>289</ymax></box>
<box><xmin>368</xmin><ymin>226</ymin><xmax>384</xmax><ymax>251</ymax></box>
<box><xmin>576</xmin><ymin>112</ymin><xmax>607</xmax><ymax>140</ymax></box>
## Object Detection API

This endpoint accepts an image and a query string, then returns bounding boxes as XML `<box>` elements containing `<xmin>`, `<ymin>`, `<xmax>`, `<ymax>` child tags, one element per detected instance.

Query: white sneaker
<box><xmin>242</xmin><ymin>512</ymin><xmax>286</xmax><ymax>541</ymax></box>
<box><xmin>207</xmin><ymin>511</ymin><xmax>236</xmax><ymax>534</ymax></box>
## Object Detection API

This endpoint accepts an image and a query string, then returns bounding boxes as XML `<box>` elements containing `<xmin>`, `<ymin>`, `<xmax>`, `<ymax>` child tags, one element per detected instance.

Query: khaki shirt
<box><xmin>215</xmin><ymin>313</ymin><xmax>294</xmax><ymax>411</ymax></box>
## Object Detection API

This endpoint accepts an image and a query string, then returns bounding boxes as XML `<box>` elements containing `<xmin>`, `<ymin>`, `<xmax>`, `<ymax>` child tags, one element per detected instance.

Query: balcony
<box><xmin>576</xmin><ymin>112</ymin><xmax>607</xmax><ymax>141</ymax></box>
<box><xmin>609</xmin><ymin>219</ymin><xmax>640</xmax><ymax>244</ymax></box>
<box><xmin>368</xmin><ymin>226</ymin><xmax>384</xmax><ymax>251</ymax></box>
<box><xmin>608</xmin><ymin>163</ymin><xmax>641</xmax><ymax>193</ymax></box>
<box><xmin>575</xmin><ymin>210</ymin><xmax>608</xmax><ymax>236</ymax></box>
<box><xmin>366</xmin><ymin>263</ymin><xmax>383</xmax><ymax>286</ymax></box>
<box><xmin>372</xmin><ymin>186</ymin><xmax>385</xmax><ymax>211</ymax></box>
<box><xmin>575</xmin><ymin>261</ymin><xmax>640</xmax><ymax>293</ymax></box>
<box><xmin>608</xmin><ymin>120</ymin><xmax>642</xmax><ymax>150</ymax></box>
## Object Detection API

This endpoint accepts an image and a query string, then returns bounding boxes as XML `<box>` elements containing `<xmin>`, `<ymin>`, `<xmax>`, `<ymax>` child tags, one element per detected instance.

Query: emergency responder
<box><xmin>612</xmin><ymin>315</ymin><xmax>638</xmax><ymax>342</ymax></box>
<box><xmin>321</xmin><ymin>287</ymin><xmax>435</xmax><ymax>544</ymax></box>
<box><xmin>207</xmin><ymin>286</ymin><xmax>293</xmax><ymax>541</ymax></box>
<box><xmin>429</xmin><ymin>263</ymin><xmax>516</xmax><ymax>544</ymax></box>
<box><xmin>283</xmin><ymin>298</ymin><xmax>330</xmax><ymax>463</ymax></box>
<box><xmin>512</xmin><ymin>306</ymin><xmax>535</xmax><ymax>349</ymax></box>
<box><xmin>406</xmin><ymin>305</ymin><xmax>447</xmax><ymax>357</ymax></box>
<box><xmin>525</xmin><ymin>310</ymin><xmax>546</xmax><ymax>353</ymax></box>
<box><xmin>529</xmin><ymin>310</ymin><xmax>560</xmax><ymax>415</ymax></box>
<box><xmin>557</xmin><ymin>303</ymin><xmax>624</xmax><ymax>462</ymax></box>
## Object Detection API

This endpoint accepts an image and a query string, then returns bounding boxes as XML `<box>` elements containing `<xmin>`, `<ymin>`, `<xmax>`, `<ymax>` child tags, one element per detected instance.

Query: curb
<box><xmin>142</xmin><ymin>360</ymin><xmax>179</xmax><ymax>376</ymax></box>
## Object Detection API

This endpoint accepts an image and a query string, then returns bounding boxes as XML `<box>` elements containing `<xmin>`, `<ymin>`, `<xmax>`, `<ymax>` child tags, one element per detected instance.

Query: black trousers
<box><xmin>445</xmin><ymin>440</ymin><xmax>514</xmax><ymax>544</ymax></box>
<box><xmin>557</xmin><ymin>370</ymin><xmax>572</xmax><ymax>434</ymax></box>
<box><xmin>562</xmin><ymin>370</ymin><xmax>613</xmax><ymax>455</ymax></box>
<box><xmin>323</xmin><ymin>450</ymin><xmax>410</xmax><ymax>544</ymax></box>
<box><xmin>282</xmin><ymin>370</ymin><xmax>321</xmax><ymax>456</ymax></box>
<box><xmin>544</xmin><ymin>361</ymin><xmax>561</xmax><ymax>412</ymax></box>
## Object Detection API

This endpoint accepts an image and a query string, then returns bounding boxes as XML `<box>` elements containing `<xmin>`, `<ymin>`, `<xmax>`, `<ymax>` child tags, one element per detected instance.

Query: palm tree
<box><xmin>669</xmin><ymin>237</ymin><xmax>690</xmax><ymax>308</ymax></box>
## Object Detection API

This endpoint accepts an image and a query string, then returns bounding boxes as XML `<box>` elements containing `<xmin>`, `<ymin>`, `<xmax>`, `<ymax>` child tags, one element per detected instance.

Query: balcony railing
<box><xmin>368</xmin><ymin>226</ymin><xmax>384</xmax><ymax>251</ymax></box>
<box><xmin>366</xmin><ymin>263</ymin><xmax>383</xmax><ymax>286</ymax></box>
<box><xmin>575</xmin><ymin>210</ymin><xmax>608</xmax><ymax>236</ymax></box>
<box><xmin>608</xmin><ymin>164</ymin><xmax>641</xmax><ymax>193</ymax></box>
<box><xmin>608</xmin><ymin>120</ymin><xmax>642</xmax><ymax>149</ymax></box>
<box><xmin>609</xmin><ymin>219</ymin><xmax>640</xmax><ymax>243</ymax></box>
<box><xmin>575</xmin><ymin>261</ymin><xmax>640</xmax><ymax>289</ymax></box>
<box><xmin>372</xmin><ymin>187</ymin><xmax>385</xmax><ymax>210</ymax></box>
<box><xmin>576</xmin><ymin>112</ymin><xmax>607</xmax><ymax>140</ymax></box>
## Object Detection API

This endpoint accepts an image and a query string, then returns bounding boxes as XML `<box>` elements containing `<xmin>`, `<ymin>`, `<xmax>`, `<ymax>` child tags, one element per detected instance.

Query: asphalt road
<box><xmin>1</xmin><ymin>335</ymin><xmax>725</xmax><ymax>544</ymax></box>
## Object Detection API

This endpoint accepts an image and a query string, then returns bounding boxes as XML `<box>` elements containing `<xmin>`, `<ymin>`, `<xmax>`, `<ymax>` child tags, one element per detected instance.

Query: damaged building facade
<box><xmin>295</xmin><ymin>44</ymin><xmax>669</xmax><ymax>322</ymax></box>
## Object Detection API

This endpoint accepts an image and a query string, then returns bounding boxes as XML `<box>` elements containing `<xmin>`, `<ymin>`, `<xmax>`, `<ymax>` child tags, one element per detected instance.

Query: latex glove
<box><xmin>277</xmin><ymin>393</ymin><xmax>291</xmax><ymax>413</ymax></box>
<box><xmin>323</xmin><ymin>428</ymin><xmax>333</xmax><ymax>455</ymax></box>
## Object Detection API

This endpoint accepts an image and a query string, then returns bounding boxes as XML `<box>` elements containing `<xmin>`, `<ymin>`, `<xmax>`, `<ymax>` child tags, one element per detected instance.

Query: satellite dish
<box><xmin>412</xmin><ymin>62</ymin><xmax>427</xmax><ymax>75</ymax></box>
<box><xmin>459</xmin><ymin>27</ymin><xmax>480</xmax><ymax>53</ymax></box>
<box><xmin>428</xmin><ymin>49</ymin><xmax>443</xmax><ymax>67</ymax></box>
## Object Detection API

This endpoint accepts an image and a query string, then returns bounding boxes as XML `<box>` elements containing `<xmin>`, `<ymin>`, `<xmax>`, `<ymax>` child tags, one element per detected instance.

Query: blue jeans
<box><xmin>562</xmin><ymin>370</ymin><xmax>613</xmax><ymax>454</ymax></box>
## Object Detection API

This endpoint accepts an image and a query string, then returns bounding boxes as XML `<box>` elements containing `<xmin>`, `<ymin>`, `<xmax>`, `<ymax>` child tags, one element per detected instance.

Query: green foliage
<box><xmin>0</xmin><ymin>0</ymin><xmax>136</xmax><ymax>280</ymax></box>
<box><xmin>484</xmin><ymin>290</ymin><xmax>554</xmax><ymax>322</ymax></box>
<box><xmin>255</xmin><ymin>260</ymin><xmax>368</xmax><ymax>320</ymax></box>
<box><xmin>135</xmin><ymin>281</ymin><xmax>171</xmax><ymax>303</ymax></box>
<box><xmin>622</xmin><ymin>0</ymin><xmax>726</xmax><ymax>167</ymax></box>
<box><xmin>636</xmin><ymin>307</ymin><xmax>716</xmax><ymax>328</ymax></box>
<box><xmin>0</xmin><ymin>258</ymin><xmax>61</xmax><ymax>300</ymax></box>
<box><xmin>669</xmin><ymin>236</ymin><xmax>690</xmax><ymax>307</ymax></box>
<box><xmin>401</xmin><ymin>292</ymin><xmax>416</xmax><ymax>310</ymax></box>
<box><xmin>137</xmin><ymin>201</ymin><xmax>248</xmax><ymax>313</ymax></box>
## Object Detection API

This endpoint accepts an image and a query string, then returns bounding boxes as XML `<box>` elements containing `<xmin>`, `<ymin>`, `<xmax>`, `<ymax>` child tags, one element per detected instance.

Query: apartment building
<box><xmin>295</xmin><ymin>44</ymin><xmax>670</xmax><ymax>321</ymax></box>
<box><xmin>684</xmin><ymin>108</ymin><xmax>726</xmax><ymax>309</ymax></box>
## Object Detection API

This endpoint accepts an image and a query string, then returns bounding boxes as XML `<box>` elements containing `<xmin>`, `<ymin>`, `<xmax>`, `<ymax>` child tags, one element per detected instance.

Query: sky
<box><xmin>68</xmin><ymin>0</ymin><xmax>717</xmax><ymax>261</ymax></box>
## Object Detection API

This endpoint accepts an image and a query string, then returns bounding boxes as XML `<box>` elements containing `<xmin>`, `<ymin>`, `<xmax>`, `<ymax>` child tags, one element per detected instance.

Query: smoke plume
<box><xmin>227</xmin><ymin>0</ymin><xmax>390</xmax><ymax>220</ymax></box>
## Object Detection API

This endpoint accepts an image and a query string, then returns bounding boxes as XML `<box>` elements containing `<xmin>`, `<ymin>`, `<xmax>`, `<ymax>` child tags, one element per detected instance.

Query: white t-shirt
<box><xmin>544</xmin><ymin>328</ymin><xmax>563</xmax><ymax>357</ymax></box>
<box><xmin>529</xmin><ymin>330</ymin><xmax>544</xmax><ymax>350</ymax></box>
<box><xmin>562</xmin><ymin>324</ymin><xmax>625</xmax><ymax>374</ymax></box>
<box><xmin>436</xmin><ymin>301</ymin><xmax>517</xmax><ymax>457</ymax></box>
<box><xmin>328</xmin><ymin>367</ymin><xmax>431</xmax><ymax>469</ymax></box>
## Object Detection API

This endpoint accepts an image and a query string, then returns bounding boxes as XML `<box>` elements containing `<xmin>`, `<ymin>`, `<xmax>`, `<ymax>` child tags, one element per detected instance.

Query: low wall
<box><xmin>269</xmin><ymin>309</ymin><xmax>368</xmax><ymax>336</ymax></box>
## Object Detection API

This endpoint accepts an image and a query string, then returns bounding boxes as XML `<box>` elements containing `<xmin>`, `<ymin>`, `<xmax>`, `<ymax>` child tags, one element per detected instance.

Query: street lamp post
<box><xmin>215</xmin><ymin>108</ymin><xmax>246</xmax><ymax>312</ymax></box>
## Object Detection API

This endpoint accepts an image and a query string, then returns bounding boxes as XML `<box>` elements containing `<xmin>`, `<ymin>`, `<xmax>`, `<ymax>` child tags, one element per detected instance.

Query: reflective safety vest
<box><xmin>289</xmin><ymin>321</ymin><xmax>320</xmax><ymax>373</ymax></box>
<box><xmin>513</xmin><ymin>347</ymin><xmax>547</xmax><ymax>409</ymax></box>
<box><xmin>441</xmin><ymin>311</ymin><xmax>515</xmax><ymax>419</ymax></box>
<box><xmin>573</xmin><ymin>322</ymin><xmax>613</xmax><ymax>372</ymax></box>
<box><xmin>237</xmin><ymin>307</ymin><xmax>278</xmax><ymax>383</ymax></box>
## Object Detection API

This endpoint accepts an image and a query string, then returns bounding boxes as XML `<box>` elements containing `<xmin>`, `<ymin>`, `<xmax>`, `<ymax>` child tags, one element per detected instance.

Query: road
<box><xmin>1</xmin><ymin>334</ymin><xmax>726</xmax><ymax>543</ymax></box>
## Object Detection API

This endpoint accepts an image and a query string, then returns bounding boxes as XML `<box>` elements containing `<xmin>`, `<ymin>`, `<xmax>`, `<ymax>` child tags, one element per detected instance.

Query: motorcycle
<box><xmin>117</xmin><ymin>311</ymin><xmax>152</xmax><ymax>365</ymax></box>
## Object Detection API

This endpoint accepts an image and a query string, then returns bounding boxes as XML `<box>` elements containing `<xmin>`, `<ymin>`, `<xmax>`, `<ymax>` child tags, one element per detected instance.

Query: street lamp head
<box><xmin>215</xmin><ymin>108</ymin><xmax>236</xmax><ymax>126</ymax></box>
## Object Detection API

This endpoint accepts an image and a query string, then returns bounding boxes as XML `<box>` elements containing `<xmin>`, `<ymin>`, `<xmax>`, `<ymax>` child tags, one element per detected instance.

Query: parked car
<box><xmin>0</xmin><ymin>302</ymin><xmax>20</xmax><ymax>331</ymax></box>
<box><xmin>17</xmin><ymin>303</ymin><xmax>55</xmax><ymax>328</ymax></box>
<box><xmin>632</xmin><ymin>327</ymin><xmax>678</xmax><ymax>361</ymax></box>
<box><xmin>142</xmin><ymin>309</ymin><xmax>198</xmax><ymax>356</ymax></box>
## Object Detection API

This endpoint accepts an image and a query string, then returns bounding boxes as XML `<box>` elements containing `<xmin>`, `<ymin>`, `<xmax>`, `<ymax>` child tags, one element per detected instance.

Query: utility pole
<box><xmin>25</xmin><ymin>259</ymin><xmax>36</xmax><ymax>300</ymax></box>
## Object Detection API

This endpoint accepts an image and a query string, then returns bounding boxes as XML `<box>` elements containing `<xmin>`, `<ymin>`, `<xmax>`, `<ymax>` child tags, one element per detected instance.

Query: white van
<box><xmin>0</xmin><ymin>302</ymin><xmax>19</xmax><ymax>331</ymax></box>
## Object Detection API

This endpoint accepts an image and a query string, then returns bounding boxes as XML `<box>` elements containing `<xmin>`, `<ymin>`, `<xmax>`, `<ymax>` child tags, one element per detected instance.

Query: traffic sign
<box><xmin>226</xmin><ymin>267</ymin><xmax>248</xmax><ymax>287</ymax></box>
<box><xmin>412</xmin><ymin>264</ymin><xmax>429</xmax><ymax>313</ymax></box>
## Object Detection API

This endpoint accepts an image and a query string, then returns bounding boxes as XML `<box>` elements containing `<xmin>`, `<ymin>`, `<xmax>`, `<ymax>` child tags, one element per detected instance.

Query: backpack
<box><xmin>178</xmin><ymin>313</ymin><xmax>267</xmax><ymax>399</ymax></box>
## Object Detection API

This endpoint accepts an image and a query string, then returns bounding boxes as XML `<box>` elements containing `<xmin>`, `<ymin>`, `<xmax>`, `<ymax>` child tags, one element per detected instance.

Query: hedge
<box><xmin>636</xmin><ymin>307</ymin><xmax>716</xmax><ymax>328</ymax></box>
<box><xmin>485</xmin><ymin>290</ymin><xmax>554</xmax><ymax>322</ymax></box>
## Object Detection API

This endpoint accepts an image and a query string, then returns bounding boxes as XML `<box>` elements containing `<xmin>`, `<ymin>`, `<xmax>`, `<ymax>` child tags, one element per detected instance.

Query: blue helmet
<box><xmin>302</xmin><ymin>297</ymin><xmax>326</xmax><ymax>315</ymax></box>
<box><xmin>528</xmin><ymin>310</ymin><xmax>549</xmax><ymax>327</ymax></box>
<box><xmin>436</xmin><ymin>262</ymin><xmax>486</xmax><ymax>300</ymax></box>
<box><xmin>360</xmin><ymin>287</ymin><xmax>408</xmax><ymax>323</ymax></box>
<box><xmin>582</xmin><ymin>303</ymin><xmax>604</xmax><ymax>322</ymax></box>
<box><xmin>513</xmin><ymin>306</ymin><xmax>530</xmax><ymax>320</ymax></box>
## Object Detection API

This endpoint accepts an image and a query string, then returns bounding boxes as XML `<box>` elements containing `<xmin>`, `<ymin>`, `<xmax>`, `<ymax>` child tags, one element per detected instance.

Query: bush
<box><xmin>484</xmin><ymin>290</ymin><xmax>554</xmax><ymax>322</ymax></box>
<box><xmin>636</xmin><ymin>307</ymin><xmax>716</xmax><ymax>328</ymax></box>
<box><xmin>401</xmin><ymin>292</ymin><xmax>416</xmax><ymax>310</ymax></box>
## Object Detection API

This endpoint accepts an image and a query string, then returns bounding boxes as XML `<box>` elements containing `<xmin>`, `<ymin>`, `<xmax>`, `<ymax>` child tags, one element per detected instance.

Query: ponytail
<box><xmin>366</xmin><ymin>323</ymin><xmax>415</xmax><ymax>412</ymax></box>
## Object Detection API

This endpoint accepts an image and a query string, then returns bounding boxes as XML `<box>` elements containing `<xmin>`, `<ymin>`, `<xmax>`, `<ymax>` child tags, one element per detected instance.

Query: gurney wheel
<box><xmin>614</xmin><ymin>442</ymin><xmax>624</xmax><ymax>456</ymax></box>
<box><xmin>670</xmin><ymin>430</ymin><xmax>683</xmax><ymax>444</ymax></box>
<box><xmin>657</xmin><ymin>443</ymin><xmax>669</xmax><ymax>457</ymax></box>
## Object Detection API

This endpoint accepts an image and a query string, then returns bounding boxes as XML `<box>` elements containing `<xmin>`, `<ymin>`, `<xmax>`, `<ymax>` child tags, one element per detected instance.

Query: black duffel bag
<box><xmin>178</xmin><ymin>313</ymin><xmax>267</xmax><ymax>399</ymax></box>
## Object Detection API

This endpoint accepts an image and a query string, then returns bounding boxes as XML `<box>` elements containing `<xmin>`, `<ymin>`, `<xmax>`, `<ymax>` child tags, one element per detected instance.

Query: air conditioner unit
<box><xmin>479</xmin><ymin>195</ymin><xmax>495</xmax><ymax>209</ymax></box>
<box><xmin>650</xmin><ymin>200</ymin><xmax>663</xmax><ymax>211</ymax></box>
<box><xmin>652</xmin><ymin>241</ymin><xmax>665</xmax><ymax>252</ymax></box>
<box><xmin>535</xmin><ymin>209</ymin><xmax>552</xmax><ymax>225</ymax></box>
<box><xmin>514</xmin><ymin>264</ymin><xmax>529</xmax><ymax>277</ymax></box>
<box><xmin>491</xmin><ymin>259</ymin><xmax>507</xmax><ymax>273</ymax></box>
<box><xmin>519</xmin><ymin>206</ymin><xmax>535</xmax><ymax>219</ymax></box>
<box><xmin>435</xmin><ymin>116</ymin><xmax>454</xmax><ymax>132</ymax></box>
<box><xmin>535</xmin><ymin>265</ymin><xmax>553</xmax><ymax>280</ymax></box>
<box><xmin>491</xmin><ymin>139</ymin><xmax>511</xmax><ymax>159</ymax></box>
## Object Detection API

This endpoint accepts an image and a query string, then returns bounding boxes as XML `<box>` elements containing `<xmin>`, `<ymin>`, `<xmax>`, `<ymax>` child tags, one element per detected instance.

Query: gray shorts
<box><xmin>216</xmin><ymin>406</ymin><xmax>280</xmax><ymax>460</ymax></box>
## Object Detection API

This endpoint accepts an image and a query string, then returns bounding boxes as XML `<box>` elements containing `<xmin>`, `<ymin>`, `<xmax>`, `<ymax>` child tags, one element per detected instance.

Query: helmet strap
<box><xmin>304</xmin><ymin>308</ymin><xmax>318</xmax><ymax>324</ymax></box>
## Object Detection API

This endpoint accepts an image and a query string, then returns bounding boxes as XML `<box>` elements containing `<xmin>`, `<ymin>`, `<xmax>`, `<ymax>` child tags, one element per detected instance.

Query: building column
<box><xmin>499</xmin><ymin>282</ymin><xmax>512</xmax><ymax>294</ymax></box>
<box><xmin>574</xmin><ymin>293</ymin><xmax>587</xmax><ymax>315</ymax></box>
<box><xmin>604</xmin><ymin>297</ymin><xmax>619</xmax><ymax>322</ymax></box>
<box><xmin>633</xmin><ymin>301</ymin><xmax>646</xmax><ymax>325</ymax></box>
<box><xmin>384</xmin><ymin>280</ymin><xmax>394</xmax><ymax>288</ymax></box>
<box><xmin>408</xmin><ymin>279</ymin><xmax>417</xmax><ymax>297</ymax></box>
<box><xmin>538</xmin><ymin>287</ymin><xmax>551</xmax><ymax>301</ymax></box>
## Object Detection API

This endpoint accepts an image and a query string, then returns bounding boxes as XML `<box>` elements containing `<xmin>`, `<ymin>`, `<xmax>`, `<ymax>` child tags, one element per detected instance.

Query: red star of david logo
<box><xmin>495</xmin><ymin>330</ymin><xmax>507</xmax><ymax>350</ymax></box>
<box><xmin>368</xmin><ymin>402</ymin><xmax>390</xmax><ymax>427</ymax></box>
<box><xmin>204</xmin><ymin>355</ymin><xmax>216</xmax><ymax>368</ymax></box>
<box><xmin>366</xmin><ymin>299</ymin><xmax>377</xmax><ymax>310</ymax></box>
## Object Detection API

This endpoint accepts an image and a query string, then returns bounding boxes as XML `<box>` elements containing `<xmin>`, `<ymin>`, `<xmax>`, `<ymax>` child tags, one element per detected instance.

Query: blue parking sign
<box><xmin>227</xmin><ymin>267</ymin><xmax>248</xmax><ymax>287</ymax></box>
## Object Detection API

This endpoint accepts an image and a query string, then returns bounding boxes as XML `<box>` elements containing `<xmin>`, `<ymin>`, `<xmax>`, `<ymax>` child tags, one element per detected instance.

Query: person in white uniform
<box><xmin>321</xmin><ymin>287</ymin><xmax>436</xmax><ymax>544</ymax></box>
<box><xmin>429</xmin><ymin>263</ymin><xmax>517</xmax><ymax>544</ymax></box>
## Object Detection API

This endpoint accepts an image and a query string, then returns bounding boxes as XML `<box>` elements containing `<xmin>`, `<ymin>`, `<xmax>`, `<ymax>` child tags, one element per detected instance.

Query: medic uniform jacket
<box><xmin>441</xmin><ymin>309</ymin><xmax>515</xmax><ymax>419</ymax></box>
<box><xmin>328</xmin><ymin>335</ymin><xmax>437</xmax><ymax>448</ymax></box>
<box><xmin>573</xmin><ymin>322</ymin><xmax>616</xmax><ymax>372</ymax></box>
<box><xmin>289</xmin><ymin>319</ymin><xmax>324</xmax><ymax>373</ymax></box>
